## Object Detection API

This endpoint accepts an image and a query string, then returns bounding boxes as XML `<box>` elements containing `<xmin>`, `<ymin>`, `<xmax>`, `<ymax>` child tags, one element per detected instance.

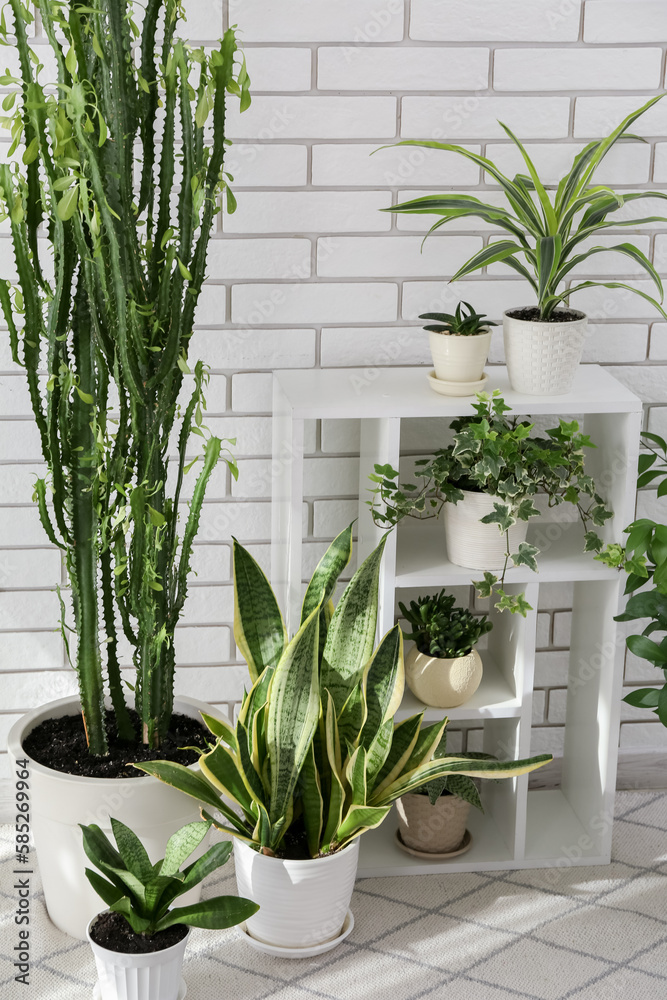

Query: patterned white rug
<box><xmin>1</xmin><ymin>791</ymin><xmax>666</xmax><ymax>1000</ymax></box>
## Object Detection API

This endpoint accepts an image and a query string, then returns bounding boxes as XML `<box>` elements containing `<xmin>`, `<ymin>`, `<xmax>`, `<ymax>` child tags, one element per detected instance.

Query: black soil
<box><xmin>23</xmin><ymin>709</ymin><xmax>208</xmax><ymax>779</ymax></box>
<box><xmin>90</xmin><ymin>910</ymin><xmax>188</xmax><ymax>954</ymax></box>
<box><xmin>506</xmin><ymin>306</ymin><xmax>583</xmax><ymax>323</ymax></box>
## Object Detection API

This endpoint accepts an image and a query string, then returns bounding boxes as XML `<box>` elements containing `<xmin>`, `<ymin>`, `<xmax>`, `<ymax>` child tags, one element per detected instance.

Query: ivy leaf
<box><xmin>584</xmin><ymin>531</ymin><xmax>603</xmax><ymax>553</ymax></box>
<box><xmin>511</xmin><ymin>542</ymin><xmax>539</xmax><ymax>574</ymax></box>
<box><xmin>480</xmin><ymin>502</ymin><xmax>514</xmax><ymax>533</ymax></box>
<box><xmin>473</xmin><ymin>572</ymin><xmax>497</xmax><ymax>599</ymax></box>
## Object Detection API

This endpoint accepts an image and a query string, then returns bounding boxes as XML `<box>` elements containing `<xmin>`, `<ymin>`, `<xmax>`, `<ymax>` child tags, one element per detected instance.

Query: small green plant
<box><xmin>399</xmin><ymin>590</ymin><xmax>492</xmax><ymax>659</ymax></box>
<box><xmin>80</xmin><ymin>817</ymin><xmax>258</xmax><ymax>936</ymax></box>
<box><xmin>379</xmin><ymin>96</ymin><xmax>667</xmax><ymax>321</ymax></box>
<box><xmin>369</xmin><ymin>390</ymin><xmax>613</xmax><ymax>615</ymax></box>
<box><xmin>420</xmin><ymin>301</ymin><xmax>498</xmax><ymax>337</ymax></box>
<box><xmin>417</xmin><ymin>732</ymin><xmax>495</xmax><ymax>811</ymax></box>
<box><xmin>137</xmin><ymin>525</ymin><xmax>551</xmax><ymax>858</ymax></box>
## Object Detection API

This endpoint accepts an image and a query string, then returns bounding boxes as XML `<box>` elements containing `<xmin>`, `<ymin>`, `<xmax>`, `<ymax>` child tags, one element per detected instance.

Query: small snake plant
<box><xmin>420</xmin><ymin>301</ymin><xmax>498</xmax><ymax>337</ymax></box>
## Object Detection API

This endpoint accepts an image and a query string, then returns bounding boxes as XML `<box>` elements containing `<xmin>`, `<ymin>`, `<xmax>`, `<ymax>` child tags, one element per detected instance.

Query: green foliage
<box><xmin>80</xmin><ymin>817</ymin><xmax>258</xmax><ymax>936</ymax></box>
<box><xmin>399</xmin><ymin>589</ymin><xmax>492</xmax><ymax>658</ymax></box>
<box><xmin>138</xmin><ymin>525</ymin><xmax>552</xmax><ymax>857</ymax></box>
<box><xmin>417</xmin><ymin>732</ymin><xmax>495</xmax><ymax>811</ymax></box>
<box><xmin>0</xmin><ymin>1</ymin><xmax>250</xmax><ymax>752</ymax></box>
<box><xmin>379</xmin><ymin>97</ymin><xmax>667</xmax><ymax>321</ymax></box>
<box><xmin>369</xmin><ymin>390</ymin><xmax>612</xmax><ymax>615</ymax></box>
<box><xmin>598</xmin><ymin>432</ymin><xmax>667</xmax><ymax>727</ymax></box>
<box><xmin>420</xmin><ymin>301</ymin><xmax>498</xmax><ymax>337</ymax></box>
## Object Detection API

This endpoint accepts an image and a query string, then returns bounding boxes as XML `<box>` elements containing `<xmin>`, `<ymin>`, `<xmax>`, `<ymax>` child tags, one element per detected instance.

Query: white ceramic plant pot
<box><xmin>429</xmin><ymin>328</ymin><xmax>492</xmax><ymax>382</ymax></box>
<box><xmin>8</xmin><ymin>695</ymin><xmax>224</xmax><ymax>941</ymax></box>
<box><xmin>233</xmin><ymin>838</ymin><xmax>359</xmax><ymax>950</ymax></box>
<box><xmin>443</xmin><ymin>489</ymin><xmax>529</xmax><ymax>571</ymax></box>
<box><xmin>87</xmin><ymin>914</ymin><xmax>189</xmax><ymax>1000</ymax></box>
<box><xmin>503</xmin><ymin>308</ymin><xmax>588</xmax><ymax>395</ymax></box>
<box><xmin>396</xmin><ymin>793</ymin><xmax>471</xmax><ymax>854</ymax></box>
<box><xmin>405</xmin><ymin>645</ymin><xmax>483</xmax><ymax>708</ymax></box>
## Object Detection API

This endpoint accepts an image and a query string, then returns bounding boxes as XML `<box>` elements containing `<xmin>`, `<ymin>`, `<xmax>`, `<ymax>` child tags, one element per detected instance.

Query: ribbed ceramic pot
<box><xmin>8</xmin><ymin>695</ymin><xmax>223</xmax><ymax>940</ymax></box>
<box><xmin>429</xmin><ymin>329</ymin><xmax>492</xmax><ymax>382</ymax></box>
<box><xmin>396</xmin><ymin>793</ymin><xmax>471</xmax><ymax>854</ymax></box>
<box><xmin>443</xmin><ymin>489</ymin><xmax>529</xmax><ymax>571</ymax></box>
<box><xmin>503</xmin><ymin>308</ymin><xmax>587</xmax><ymax>395</ymax></box>
<box><xmin>233</xmin><ymin>838</ymin><xmax>359</xmax><ymax>949</ymax></box>
<box><xmin>405</xmin><ymin>645</ymin><xmax>483</xmax><ymax>708</ymax></box>
<box><xmin>87</xmin><ymin>914</ymin><xmax>189</xmax><ymax>1000</ymax></box>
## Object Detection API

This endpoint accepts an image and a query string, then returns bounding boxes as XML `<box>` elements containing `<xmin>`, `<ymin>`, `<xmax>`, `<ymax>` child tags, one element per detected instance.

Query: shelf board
<box><xmin>395</xmin><ymin>517</ymin><xmax>619</xmax><ymax>588</ymax></box>
<box><xmin>274</xmin><ymin>365</ymin><xmax>642</xmax><ymax>420</ymax></box>
<box><xmin>395</xmin><ymin>654</ymin><xmax>520</xmax><ymax>722</ymax></box>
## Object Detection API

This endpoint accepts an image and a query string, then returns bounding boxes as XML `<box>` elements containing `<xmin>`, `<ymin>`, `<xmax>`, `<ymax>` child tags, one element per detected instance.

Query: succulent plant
<box><xmin>420</xmin><ymin>301</ymin><xmax>498</xmax><ymax>337</ymax></box>
<box><xmin>399</xmin><ymin>590</ymin><xmax>492</xmax><ymax>659</ymax></box>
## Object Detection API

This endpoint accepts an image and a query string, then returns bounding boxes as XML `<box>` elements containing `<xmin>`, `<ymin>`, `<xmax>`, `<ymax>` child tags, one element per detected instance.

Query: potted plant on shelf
<box><xmin>380</xmin><ymin>96</ymin><xmax>667</xmax><ymax>395</ymax></box>
<box><xmin>82</xmin><ymin>817</ymin><xmax>258</xmax><ymax>1000</ymax></box>
<box><xmin>396</xmin><ymin>733</ymin><xmax>493</xmax><ymax>857</ymax></box>
<box><xmin>369</xmin><ymin>390</ymin><xmax>613</xmax><ymax>615</ymax></box>
<box><xmin>421</xmin><ymin>301</ymin><xmax>498</xmax><ymax>396</ymax></box>
<box><xmin>3</xmin><ymin>0</ymin><xmax>250</xmax><ymax>938</ymax></box>
<box><xmin>138</xmin><ymin>524</ymin><xmax>552</xmax><ymax>955</ymax></box>
<box><xmin>399</xmin><ymin>590</ymin><xmax>492</xmax><ymax>708</ymax></box>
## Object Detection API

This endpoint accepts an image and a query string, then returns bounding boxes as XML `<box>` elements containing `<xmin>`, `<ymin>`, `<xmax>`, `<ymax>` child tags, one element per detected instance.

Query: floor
<box><xmin>1</xmin><ymin>791</ymin><xmax>666</xmax><ymax>999</ymax></box>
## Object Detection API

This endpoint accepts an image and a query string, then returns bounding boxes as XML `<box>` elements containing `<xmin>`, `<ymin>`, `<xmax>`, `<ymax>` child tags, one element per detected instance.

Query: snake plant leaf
<box><xmin>301</xmin><ymin>522</ymin><xmax>354</xmax><ymax>625</ymax></box>
<box><xmin>110</xmin><ymin>817</ymin><xmax>154</xmax><ymax>882</ymax></box>
<box><xmin>360</xmin><ymin>624</ymin><xmax>404</xmax><ymax>747</ymax></box>
<box><xmin>402</xmin><ymin>719</ymin><xmax>449</xmax><ymax>775</ymax></box>
<box><xmin>79</xmin><ymin>822</ymin><xmax>125</xmax><ymax>873</ymax></box>
<box><xmin>364</xmin><ymin>717</ymin><xmax>395</xmax><ymax>785</ymax></box>
<box><xmin>133</xmin><ymin>760</ymin><xmax>233</xmax><ymax>815</ymax></box>
<box><xmin>201</xmin><ymin>808</ymin><xmax>256</xmax><ymax>844</ymax></box>
<box><xmin>110</xmin><ymin>896</ymin><xmax>151</xmax><ymax>935</ymax></box>
<box><xmin>176</xmin><ymin>842</ymin><xmax>233</xmax><ymax>898</ymax></box>
<box><xmin>321</xmin><ymin>694</ymin><xmax>346</xmax><ymax>851</ymax></box>
<box><xmin>370</xmin><ymin>714</ymin><xmax>423</xmax><ymax>797</ymax></box>
<box><xmin>84</xmin><ymin>869</ymin><xmax>124</xmax><ymax>909</ymax></box>
<box><xmin>156</xmin><ymin>896</ymin><xmax>259</xmax><ymax>932</ymax></box>
<box><xmin>266</xmin><ymin>605</ymin><xmax>321</xmax><ymax>827</ymax></box>
<box><xmin>345</xmin><ymin>746</ymin><xmax>368</xmax><ymax>807</ymax></box>
<box><xmin>236</xmin><ymin>719</ymin><xmax>267</xmax><ymax>807</ymax></box>
<box><xmin>321</xmin><ymin>535</ymin><xmax>387</xmax><ymax>714</ymax></box>
<box><xmin>437</xmin><ymin>774</ymin><xmax>484</xmax><ymax>811</ymax></box>
<box><xmin>200</xmin><ymin>712</ymin><xmax>237</xmax><ymax>752</ymax></box>
<box><xmin>233</xmin><ymin>539</ymin><xmax>287</xmax><ymax>683</ymax></box>
<box><xmin>199</xmin><ymin>743</ymin><xmax>255</xmax><ymax>819</ymax></box>
<box><xmin>337</xmin><ymin>678</ymin><xmax>368</xmax><ymax>751</ymax></box>
<box><xmin>301</xmin><ymin>741</ymin><xmax>324</xmax><ymax>858</ymax></box>
<box><xmin>335</xmin><ymin>805</ymin><xmax>391</xmax><ymax>846</ymax></box>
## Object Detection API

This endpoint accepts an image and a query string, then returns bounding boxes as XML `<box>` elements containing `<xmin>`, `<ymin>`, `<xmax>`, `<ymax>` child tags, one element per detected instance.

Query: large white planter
<box><xmin>443</xmin><ymin>489</ymin><xmax>529</xmax><ymax>571</ymax></box>
<box><xmin>503</xmin><ymin>308</ymin><xmax>588</xmax><ymax>395</ymax></box>
<box><xmin>429</xmin><ymin>328</ymin><xmax>492</xmax><ymax>383</ymax></box>
<box><xmin>405</xmin><ymin>645</ymin><xmax>483</xmax><ymax>708</ymax></box>
<box><xmin>87</xmin><ymin>914</ymin><xmax>189</xmax><ymax>1000</ymax></box>
<box><xmin>8</xmin><ymin>695</ymin><xmax>222</xmax><ymax>941</ymax></box>
<box><xmin>233</xmin><ymin>838</ymin><xmax>359</xmax><ymax>949</ymax></box>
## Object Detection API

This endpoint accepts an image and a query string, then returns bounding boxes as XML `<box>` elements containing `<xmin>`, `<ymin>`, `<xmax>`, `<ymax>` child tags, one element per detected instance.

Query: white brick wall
<box><xmin>2</xmin><ymin>0</ymin><xmax>667</xmax><ymax>808</ymax></box>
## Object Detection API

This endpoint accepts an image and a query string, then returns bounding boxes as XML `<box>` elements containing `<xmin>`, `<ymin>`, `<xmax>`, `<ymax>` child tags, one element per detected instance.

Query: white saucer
<box><xmin>94</xmin><ymin>978</ymin><xmax>186</xmax><ymax>1000</ymax></box>
<box><xmin>427</xmin><ymin>370</ymin><xmax>488</xmax><ymax>397</ymax></box>
<box><xmin>395</xmin><ymin>828</ymin><xmax>473</xmax><ymax>860</ymax></box>
<box><xmin>237</xmin><ymin>909</ymin><xmax>354</xmax><ymax>959</ymax></box>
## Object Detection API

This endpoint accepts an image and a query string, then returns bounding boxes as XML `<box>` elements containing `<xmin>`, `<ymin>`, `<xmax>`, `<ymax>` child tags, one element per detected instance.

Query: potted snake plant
<box><xmin>3</xmin><ymin>0</ymin><xmax>250</xmax><ymax>939</ymax></box>
<box><xmin>381</xmin><ymin>95</ymin><xmax>667</xmax><ymax>395</ymax></box>
<box><xmin>422</xmin><ymin>301</ymin><xmax>498</xmax><ymax>396</ymax></box>
<box><xmin>139</xmin><ymin>524</ymin><xmax>552</xmax><ymax>954</ymax></box>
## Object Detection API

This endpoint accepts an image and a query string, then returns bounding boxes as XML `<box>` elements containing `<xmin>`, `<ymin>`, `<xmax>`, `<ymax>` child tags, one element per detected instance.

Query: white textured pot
<box><xmin>443</xmin><ymin>489</ymin><xmax>529</xmax><ymax>571</ymax></box>
<box><xmin>233</xmin><ymin>838</ymin><xmax>359</xmax><ymax>949</ymax></box>
<box><xmin>405</xmin><ymin>645</ymin><xmax>483</xmax><ymax>708</ymax></box>
<box><xmin>429</xmin><ymin>328</ymin><xmax>492</xmax><ymax>382</ymax></box>
<box><xmin>396</xmin><ymin>793</ymin><xmax>471</xmax><ymax>854</ymax></box>
<box><xmin>87</xmin><ymin>914</ymin><xmax>189</xmax><ymax>1000</ymax></box>
<box><xmin>8</xmin><ymin>695</ymin><xmax>223</xmax><ymax>940</ymax></box>
<box><xmin>503</xmin><ymin>308</ymin><xmax>587</xmax><ymax>395</ymax></box>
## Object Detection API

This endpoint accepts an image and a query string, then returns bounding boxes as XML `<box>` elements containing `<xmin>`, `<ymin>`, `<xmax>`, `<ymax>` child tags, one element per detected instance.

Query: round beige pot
<box><xmin>429</xmin><ymin>328</ymin><xmax>492</xmax><ymax>383</ymax></box>
<box><xmin>396</xmin><ymin>793</ymin><xmax>471</xmax><ymax>854</ymax></box>
<box><xmin>443</xmin><ymin>489</ymin><xmax>529</xmax><ymax>571</ymax></box>
<box><xmin>503</xmin><ymin>308</ymin><xmax>587</xmax><ymax>396</ymax></box>
<box><xmin>405</xmin><ymin>645</ymin><xmax>483</xmax><ymax>709</ymax></box>
<box><xmin>8</xmin><ymin>694</ymin><xmax>224</xmax><ymax>940</ymax></box>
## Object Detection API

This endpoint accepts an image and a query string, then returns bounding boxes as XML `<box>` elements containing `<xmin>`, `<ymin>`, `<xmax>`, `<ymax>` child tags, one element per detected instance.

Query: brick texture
<box><xmin>1</xmin><ymin>0</ymin><xmax>667</xmax><ymax>799</ymax></box>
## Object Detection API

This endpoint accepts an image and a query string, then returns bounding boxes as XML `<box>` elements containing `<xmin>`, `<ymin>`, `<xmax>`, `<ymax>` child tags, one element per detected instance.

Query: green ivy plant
<box><xmin>598</xmin><ymin>432</ymin><xmax>667</xmax><ymax>726</ymax></box>
<box><xmin>369</xmin><ymin>390</ymin><xmax>613</xmax><ymax>615</ymax></box>
<box><xmin>399</xmin><ymin>590</ymin><xmax>492</xmax><ymax>659</ymax></box>
<box><xmin>0</xmin><ymin>1</ymin><xmax>250</xmax><ymax>752</ymax></box>
<box><xmin>378</xmin><ymin>96</ymin><xmax>667</xmax><ymax>321</ymax></box>
<box><xmin>81</xmin><ymin>817</ymin><xmax>258</xmax><ymax>936</ymax></box>
<box><xmin>420</xmin><ymin>301</ymin><xmax>498</xmax><ymax>337</ymax></box>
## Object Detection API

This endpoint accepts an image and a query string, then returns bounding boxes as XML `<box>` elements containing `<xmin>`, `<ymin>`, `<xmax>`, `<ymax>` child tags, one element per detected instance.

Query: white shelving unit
<box><xmin>271</xmin><ymin>365</ymin><xmax>642</xmax><ymax>876</ymax></box>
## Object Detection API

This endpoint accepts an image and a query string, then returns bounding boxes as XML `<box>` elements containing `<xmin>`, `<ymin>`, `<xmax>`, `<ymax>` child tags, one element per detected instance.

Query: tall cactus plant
<box><xmin>0</xmin><ymin>1</ymin><xmax>250</xmax><ymax>753</ymax></box>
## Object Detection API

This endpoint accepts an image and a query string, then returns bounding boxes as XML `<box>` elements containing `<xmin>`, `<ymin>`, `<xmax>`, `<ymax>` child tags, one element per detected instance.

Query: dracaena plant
<box><xmin>138</xmin><ymin>525</ymin><xmax>552</xmax><ymax>858</ymax></box>
<box><xmin>380</xmin><ymin>96</ymin><xmax>667</xmax><ymax>322</ymax></box>
<box><xmin>420</xmin><ymin>301</ymin><xmax>498</xmax><ymax>337</ymax></box>
<box><xmin>369</xmin><ymin>390</ymin><xmax>613</xmax><ymax>615</ymax></box>
<box><xmin>399</xmin><ymin>590</ymin><xmax>492</xmax><ymax>659</ymax></box>
<box><xmin>0</xmin><ymin>1</ymin><xmax>250</xmax><ymax>753</ymax></box>
<box><xmin>80</xmin><ymin>817</ymin><xmax>258</xmax><ymax>936</ymax></box>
